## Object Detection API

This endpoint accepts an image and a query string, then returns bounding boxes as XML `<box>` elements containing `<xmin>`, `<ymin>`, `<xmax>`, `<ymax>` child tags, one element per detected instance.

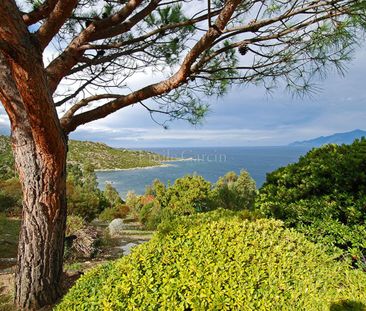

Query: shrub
<box><xmin>66</xmin><ymin>215</ymin><xmax>86</xmax><ymax>236</ymax></box>
<box><xmin>103</xmin><ymin>183</ymin><xmax>124</xmax><ymax>206</ymax></box>
<box><xmin>126</xmin><ymin>175</ymin><xmax>216</xmax><ymax>230</ymax></box>
<box><xmin>66</xmin><ymin>163</ymin><xmax>113</xmax><ymax>222</ymax></box>
<box><xmin>163</xmin><ymin>175</ymin><xmax>214</xmax><ymax>213</ymax></box>
<box><xmin>213</xmin><ymin>170</ymin><xmax>257</xmax><ymax>211</ymax></box>
<box><xmin>56</xmin><ymin>213</ymin><xmax>366</xmax><ymax>310</ymax></box>
<box><xmin>257</xmin><ymin>139</ymin><xmax>366</xmax><ymax>266</ymax></box>
<box><xmin>67</xmin><ymin>182</ymin><xmax>102</xmax><ymax>222</ymax></box>
<box><xmin>125</xmin><ymin>191</ymin><xmax>143</xmax><ymax>219</ymax></box>
<box><xmin>0</xmin><ymin>178</ymin><xmax>22</xmax><ymax>215</ymax></box>
<box><xmin>99</xmin><ymin>204</ymin><xmax>130</xmax><ymax>222</ymax></box>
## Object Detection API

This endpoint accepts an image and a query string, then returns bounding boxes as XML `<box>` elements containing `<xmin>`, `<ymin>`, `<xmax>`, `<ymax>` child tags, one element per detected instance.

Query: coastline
<box><xmin>95</xmin><ymin>158</ymin><xmax>195</xmax><ymax>172</ymax></box>
<box><xmin>95</xmin><ymin>163</ymin><xmax>175</xmax><ymax>172</ymax></box>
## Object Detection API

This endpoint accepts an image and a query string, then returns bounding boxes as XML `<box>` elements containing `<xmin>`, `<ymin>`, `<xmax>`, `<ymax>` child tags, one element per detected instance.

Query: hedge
<box><xmin>56</xmin><ymin>211</ymin><xmax>366</xmax><ymax>310</ymax></box>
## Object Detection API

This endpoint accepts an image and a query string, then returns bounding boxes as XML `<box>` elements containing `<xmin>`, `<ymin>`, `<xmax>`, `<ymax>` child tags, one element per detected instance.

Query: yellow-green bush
<box><xmin>56</xmin><ymin>211</ymin><xmax>366</xmax><ymax>311</ymax></box>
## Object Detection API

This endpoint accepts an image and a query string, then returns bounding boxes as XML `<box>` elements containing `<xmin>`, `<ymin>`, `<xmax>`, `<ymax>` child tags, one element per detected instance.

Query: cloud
<box><xmin>1</xmin><ymin>42</ymin><xmax>365</xmax><ymax>147</ymax></box>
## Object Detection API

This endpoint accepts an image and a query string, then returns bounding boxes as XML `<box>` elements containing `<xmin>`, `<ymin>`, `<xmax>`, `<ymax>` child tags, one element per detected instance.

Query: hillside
<box><xmin>0</xmin><ymin>136</ymin><xmax>173</xmax><ymax>179</ymax></box>
<box><xmin>67</xmin><ymin>140</ymin><xmax>173</xmax><ymax>170</ymax></box>
<box><xmin>289</xmin><ymin>129</ymin><xmax>366</xmax><ymax>147</ymax></box>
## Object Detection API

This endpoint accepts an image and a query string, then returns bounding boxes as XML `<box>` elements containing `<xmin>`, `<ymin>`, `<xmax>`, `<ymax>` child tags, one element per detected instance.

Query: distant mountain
<box><xmin>289</xmin><ymin>129</ymin><xmax>366</xmax><ymax>147</ymax></box>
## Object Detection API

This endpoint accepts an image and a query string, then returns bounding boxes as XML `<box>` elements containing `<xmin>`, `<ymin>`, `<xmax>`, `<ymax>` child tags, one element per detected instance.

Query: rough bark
<box><xmin>0</xmin><ymin>52</ymin><xmax>67</xmax><ymax>310</ymax></box>
<box><xmin>0</xmin><ymin>2</ymin><xmax>68</xmax><ymax>308</ymax></box>
<box><xmin>12</xmin><ymin>128</ymin><xmax>67</xmax><ymax>310</ymax></box>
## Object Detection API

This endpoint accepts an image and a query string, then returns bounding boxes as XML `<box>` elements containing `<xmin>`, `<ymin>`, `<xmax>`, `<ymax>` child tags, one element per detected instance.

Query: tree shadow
<box><xmin>330</xmin><ymin>300</ymin><xmax>366</xmax><ymax>311</ymax></box>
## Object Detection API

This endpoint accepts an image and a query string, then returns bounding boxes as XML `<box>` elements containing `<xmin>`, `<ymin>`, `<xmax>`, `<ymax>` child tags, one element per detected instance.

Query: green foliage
<box><xmin>65</xmin><ymin>163</ymin><xmax>126</xmax><ymax>222</ymax></box>
<box><xmin>0</xmin><ymin>136</ymin><xmax>16</xmax><ymax>181</ymax></box>
<box><xmin>0</xmin><ymin>214</ymin><xmax>20</xmax><ymax>261</ymax></box>
<box><xmin>103</xmin><ymin>183</ymin><xmax>124</xmax><ymax>207</ymax></box>
<box><xmin>296</xmin><ymin>218</ymin><xmax>366</xmax><ymax>270</ymax></box>
<box><xmin>99</xmin><ymin>204</ymin><xmax>130</xmax><ymax>222</ymax></box>
<box><xmin>163</xmin><ymin>175</ymin><xmax>213</xmax><ymax>213</ymax></box>
<box><xmin>67</xmin><ymin>164</ymin><xmax>106</xmax><ymax>221</ymax></box>
<box><xmin>129</xmin><ymin>171</ymin><xmax>259</xmax><ymax>230</ymax></box>
<box><xmin>213</xmin><ymin>170</ymin><xmax>257</xmax><ymax>211</ymax></box>
<box><xmin>125</xmin><ymin>191</ymin><xmax>143</xmax><ymax>219</ymax></box>
<box><xmin>56</xmin><ymin>213</ymin><xmax>366</xmax><ymax>310</ymax></box>
<box><xmin>129</xmin><ymin>175</ymin><xmax>215</xmax><ymax>230</ymax></box>
<box><xmin>66</xmin><ymin>215</ymin><xmax>86</xmax><ymax>236</ymax></box>
<box><xmin>0</xmin><ymin>178</ymin><xmax>22</xmax><ymax>215</ymax></box>
<box><xmin>257</xmin><ymin>138</ymin><xmax>366</xmax><ymax>267</ymax></box>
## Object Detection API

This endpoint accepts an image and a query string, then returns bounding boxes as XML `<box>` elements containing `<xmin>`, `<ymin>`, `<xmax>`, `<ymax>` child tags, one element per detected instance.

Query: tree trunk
<box><xmin>0</xmin><ymin>10</ymin><xmax>69</xmax><ymax>308</ymax></box>
<box><xmin>12</xmin><ymin>127</ymin><xmax>67</xmax><ymax>310</ymax></box>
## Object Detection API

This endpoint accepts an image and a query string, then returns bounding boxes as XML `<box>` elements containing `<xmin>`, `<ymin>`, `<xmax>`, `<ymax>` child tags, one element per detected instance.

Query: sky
<box><xmin>0</xmin><ymin>43</ymin><xmax>365</xmax><ymax>148</ymax></box>
<box><xmin>68</xmin><ymin>46</ymin><xmax>366</xmax><ymax>148</ymax></box>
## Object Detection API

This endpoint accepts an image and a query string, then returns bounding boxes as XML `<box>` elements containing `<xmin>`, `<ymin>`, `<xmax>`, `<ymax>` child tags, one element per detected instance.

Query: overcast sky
<box><xmin>0</xmin><ymin>47</ymin><xmax>365</xmax><ymax>148</ymax></box>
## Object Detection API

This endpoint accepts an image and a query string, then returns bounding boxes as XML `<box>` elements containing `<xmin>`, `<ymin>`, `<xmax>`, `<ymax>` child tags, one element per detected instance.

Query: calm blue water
<box><xmin>96</xmin><ymin>146</ymin><xmax>311</xmax><ymax>199</ymax></box>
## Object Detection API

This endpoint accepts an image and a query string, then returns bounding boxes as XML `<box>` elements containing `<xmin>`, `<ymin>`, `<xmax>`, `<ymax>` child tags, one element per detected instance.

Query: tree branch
<box><xmin>46</xmin><ymin>0</ymin><xmax>157</xmax><ymax>93</ymax></box>
<box><xmin>61</xmin><ymin>0</ymin><xmax>242</xmax><ymax>133</ymax></box>
<box><xmin>60</xmin><ymin>94</ymin><xmax>121</xmax><ymax>121</ymax></box>
<box><xmin>78</xmin><ymin>9</ymin><xmax>221</xmax><ymax>51</ymax></box>
<box><xmin>22</xmin><ymin>0</ymin><xmax>58</xmax><ymax>26</ymax></box>
<box><xmin>37</xmin><ymin>0</ymin><xmax>78</xmax><ymax>50</ymax></box>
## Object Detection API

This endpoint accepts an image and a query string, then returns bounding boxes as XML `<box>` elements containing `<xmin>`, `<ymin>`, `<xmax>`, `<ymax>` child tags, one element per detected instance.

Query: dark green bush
<box><xmin>67</xmin><ymin>164</ymin><xmax>124</xmax><ymax>222</ymax></box>
<box><xmin>0</xmin><ymin>135</ymin><xmax>16</xmax><ymax>181</ymax></box>
<box><xmin>66</xmin><ymin>215</ymin><xmax>86</xmax><ymax>236</ymax></box>
<box><xmin>257</xmin><ymin>139</ymin><xmax>366</xmax><ymax>267</ymax></box>
<box><xmin>103</xmin><ymin>183</ymin><xmax>124</xmax><ymax>206</ymax></box>
<box><xmin>56</xmin><ymin>212</ymin><xmax>366</xmax><ymax>310</ymax></box>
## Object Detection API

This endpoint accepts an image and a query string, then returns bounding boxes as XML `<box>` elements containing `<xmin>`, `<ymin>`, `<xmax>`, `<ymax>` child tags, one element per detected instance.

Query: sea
<box><xmin>96</xmin><ymin>146</ymin><xmax>311</xmax><ymax>199</ymax></box>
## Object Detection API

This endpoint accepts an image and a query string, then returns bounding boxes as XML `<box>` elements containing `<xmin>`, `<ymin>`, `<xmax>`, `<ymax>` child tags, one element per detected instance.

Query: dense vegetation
<box><xmin>0</xmin><ymin>135</ymin><xmax>171</xmax><ymax>216</ymax></box>
<box><xmin>0</xmin><ymin>215</ymin><xmax>20</xmax><ymax>263</ymax></box>
<box><xmin>3</xmin><ymin>136</ymin><xmax>366</xmax><ymax>309</ymax></box>
<box><xmin>56</xmin><ymin>210</ymin><xmax>366</xmax><ymax>310</ymax></box>
<box><xmin>126</xmin><ymin>170</ymin><xmax>257</xmax><ymax>230</ymax></box>
<box><xmin>257</xmin><ymin>138</ymin><xmax>366</xmax><ymax>269</ymax></box>
<box><xmin>0</xmin><ymin>161</ymin><xmax>125</xmax><ymax>221</ymax></box>
<box><xmin>66</xmin><ymin>163</ymin><xmax>125</xmax><ymax>222</ymax></box>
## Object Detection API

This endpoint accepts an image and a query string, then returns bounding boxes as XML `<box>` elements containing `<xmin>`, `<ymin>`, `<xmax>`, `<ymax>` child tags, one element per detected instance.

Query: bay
<box><xmin>96</xmin><ymin>146</ymin><xmax>311</xmax><ymax>199</ymax></box>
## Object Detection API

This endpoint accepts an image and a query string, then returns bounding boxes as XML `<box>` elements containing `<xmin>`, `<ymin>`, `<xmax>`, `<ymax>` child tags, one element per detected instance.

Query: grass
<box><xmin>0</xmin><ymin>293</ymin><xmax>15</xmax><ymax>311</ymax></box>
<box><xmin>63</xmin><ymin>262</ymin><xmax>83</xmax><ymax>272</ymax></box>
<box><xmin>0</xmin><ymin>215</ymin><xmax>20</xmax><ymax>263</ymax></box>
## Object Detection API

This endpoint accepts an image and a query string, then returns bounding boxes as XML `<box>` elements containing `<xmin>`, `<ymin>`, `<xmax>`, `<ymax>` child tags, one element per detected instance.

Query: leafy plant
<box><xmin>56</xmin><ymin>212</ymin><xmax>366</xmax><ymax>310</ymax></box>
<box><xmin>99</xmin><ymin>204</ymin><xmax>130</xmax><ymax>222</ymax></box>
<box><xmin>66</xmin><ymin>215</ymin><xmax>86</xmax><ymax>236</ymax></box>
<box><xmin>213</xmin><ymin>170</ymin><xmax>257</xmax><ymax>211</ymax></box>
<box><xmin>257</xmin><ymin>138</ymin><xmax>366</xmax><ymax>267</ymax></box>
